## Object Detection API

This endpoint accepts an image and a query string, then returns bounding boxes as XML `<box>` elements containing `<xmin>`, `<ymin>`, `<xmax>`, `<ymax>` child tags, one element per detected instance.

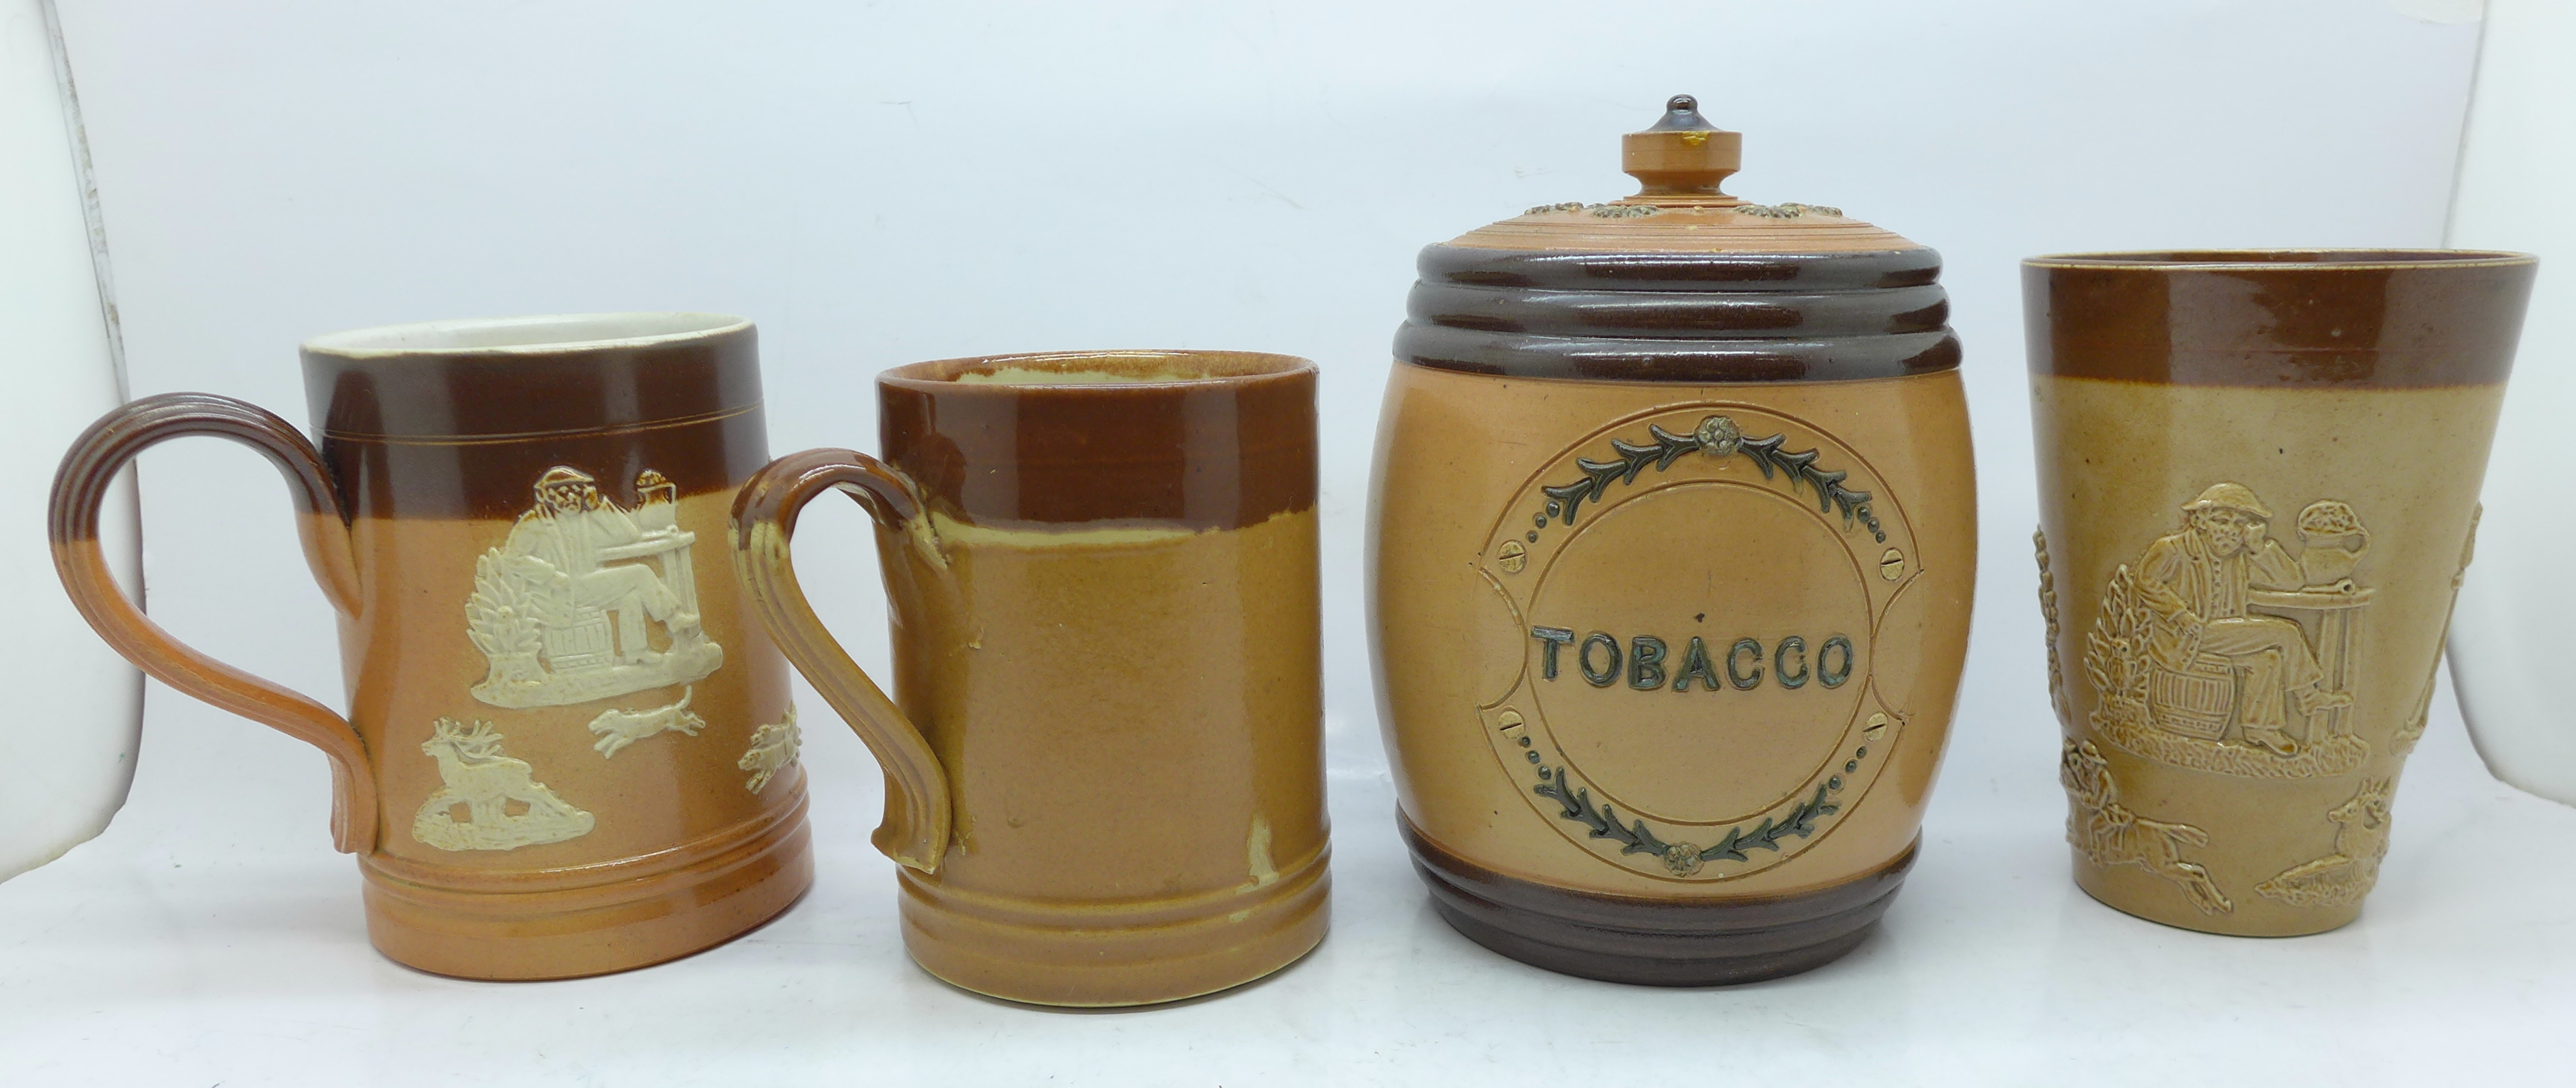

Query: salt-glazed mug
<box><xmin>730</xmin><ymin>350</ymin><xmax>1328</xmax><ymax>1007</ymax></box>
<box><xmin>48</xmin><ymin>313</ymin><xmax>810</xmax><ymax>979</ymax></box>
<box><xmin>2028</xmin><ymin>251</ymin><xmax>2536</xmax><ymax>936</ymax></box>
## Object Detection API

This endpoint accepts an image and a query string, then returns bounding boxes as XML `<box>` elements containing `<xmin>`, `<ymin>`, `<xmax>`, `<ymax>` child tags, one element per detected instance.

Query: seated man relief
<box><xmin>465</xmin><ymin>466</ymin><xmax>724</xmax><ymax>708</ymax></box>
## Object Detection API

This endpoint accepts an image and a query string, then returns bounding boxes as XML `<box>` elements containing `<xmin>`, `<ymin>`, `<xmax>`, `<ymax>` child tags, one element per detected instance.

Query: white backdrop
<box><xmin>25</xmin><ymin>3</ymin><xmax>2576</xmax><ymax>1084</ymax></box>
<box><xmin>48</xmin><ymin>0</ymin><xmax>2485</xmax><ymax>876</ymax></box>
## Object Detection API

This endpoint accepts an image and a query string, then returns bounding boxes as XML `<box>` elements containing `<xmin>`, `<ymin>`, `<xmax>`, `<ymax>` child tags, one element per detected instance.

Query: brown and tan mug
<box><xmin>2028</xmin><ymin>251</ymin><xmax>2536</xmax><ymax>936</ymax></box>
<box><xmin>730</xmin><ymin>349</ymin><xmax>1328</xmax><ymax>1007</ymax></box>
<box><xmin>48</xmin><ymin>313</ymin><xmax>810</xmax><ymax>979</ymax></box>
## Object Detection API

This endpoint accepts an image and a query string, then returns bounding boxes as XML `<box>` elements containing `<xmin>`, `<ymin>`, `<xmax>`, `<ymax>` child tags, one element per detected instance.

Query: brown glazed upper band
<box><xmin>877</xmin><ymin>350</ymin><xmax>1316</xmax><ymax>533</ymax></box>
<box><xmin>2024</xmin><ymin>250</ymin><xmax>2537</xmax><ymax>388</ymax></box>
<box><xmin>299</xmin><ymin>314</ymin><xmax>767</xmax><ymax>520</ymax></box>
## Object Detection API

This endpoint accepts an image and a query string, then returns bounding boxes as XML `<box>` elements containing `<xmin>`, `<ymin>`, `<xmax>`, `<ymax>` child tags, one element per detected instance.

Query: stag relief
<box><xmin>412</xmin><ymin>718</ymin><xmax>595</xmax><ymax>852</ymax></box>
<box><xmin>2256</xmin><ymin>779</ymin><xmax>2395</xmax><ymax>908</ymax></box>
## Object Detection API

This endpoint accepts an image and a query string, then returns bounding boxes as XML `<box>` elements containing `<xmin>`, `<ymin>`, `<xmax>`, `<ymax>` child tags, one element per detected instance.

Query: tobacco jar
<box><xmin>1368</xmin><ymin>96</ymin><xmax>1975</xmax><ymax>984</ymax></box>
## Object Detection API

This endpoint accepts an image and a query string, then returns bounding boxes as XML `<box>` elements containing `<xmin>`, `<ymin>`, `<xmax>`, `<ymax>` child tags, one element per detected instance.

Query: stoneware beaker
<box><xmin>2028</xmin><ymin>250</ymin><xmax>2536</xmax><ymax>935</ymax></box>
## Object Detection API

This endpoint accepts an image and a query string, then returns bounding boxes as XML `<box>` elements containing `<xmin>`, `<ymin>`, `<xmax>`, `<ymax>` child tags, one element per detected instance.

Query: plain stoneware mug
<box><xmin>2027</xmin><ymin>251</ymin><xmax>2535</xmax><ymax>936</ymax></box>
<box><xmin>48</xmin><ymin>313</ymin><xmax>811</xmax><ymax>979</ymax></box>
<box><xmin>729</xmin><ymin>350</ymin><xmax>1328</xmax><ymax>1007</ymax></box>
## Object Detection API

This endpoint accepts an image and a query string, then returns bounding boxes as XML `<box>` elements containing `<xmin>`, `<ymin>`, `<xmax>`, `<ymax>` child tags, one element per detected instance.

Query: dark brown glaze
<box><xmin>302</xmin><ymin>318</ymin><xmax>764</xmax><ymax>519</ymax></box>
<box><xmin>2025</xmin><ymin>250</ymin><xmax>2537</xmax><ymax>388</ymax></box>
<box><xmin>1402</xmin><ymin>818</ymin><xmax>1914</xmax><ymax>986</ymax></box>
<box><xmin>319</xmin><ymin>410</ymin><xmax>769</xmax><ymax>522</ymax></box>
<box><xmin>878</xmin><ymin>350</ymin><xmax>1318</xmax><ymax>531</ymax></box>
<box><xmin>1398</xmin><ymin>246</ymin><xmax>1959</xmax><ymax>382</ymax></box>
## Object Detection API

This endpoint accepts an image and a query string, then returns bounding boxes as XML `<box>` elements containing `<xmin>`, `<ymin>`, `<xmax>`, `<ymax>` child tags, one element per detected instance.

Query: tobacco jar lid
<box><xmin>1398</xmin><ymin>95</ymin><xmax>1959</xmax><ymax>383</ymax></box>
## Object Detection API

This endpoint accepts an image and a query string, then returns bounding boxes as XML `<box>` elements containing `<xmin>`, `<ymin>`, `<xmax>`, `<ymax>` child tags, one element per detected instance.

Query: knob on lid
<box><xmin>1622</xmin><ymin>95</ymin><xmax>1742</xmax><ymax>204</ymax></box>
<box><xmin>1440</xmin><ymin>92</ymin><xmax>1921</xmax><ymax>254</ymax></box>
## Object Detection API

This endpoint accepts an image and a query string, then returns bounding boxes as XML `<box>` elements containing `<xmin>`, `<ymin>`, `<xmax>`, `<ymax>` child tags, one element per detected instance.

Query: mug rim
<box><xmin>879</xmin><ymin>349</ymin><xmax>1316</xmax><ymax>393</ymax></box>
<box><xmin>301</xmin><ymin>312</ymin><xmax>752</xmax><ymax>359</ymax></box>
<box><xmin>2024</xmin><ymin>248</ymin><xmax>2535</xmax><ymax>271</ymax></box>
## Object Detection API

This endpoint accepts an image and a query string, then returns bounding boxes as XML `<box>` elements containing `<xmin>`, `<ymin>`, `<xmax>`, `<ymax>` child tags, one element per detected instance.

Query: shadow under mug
<box><xmin>48</xmin><ymin>313</ymin><xmax>810</xmax><ymax>979</ymax></box>
<box><xmin>729</xmin><ymin>349</ymin><xmax>1329</xmax><ymax>1007</ymax></box>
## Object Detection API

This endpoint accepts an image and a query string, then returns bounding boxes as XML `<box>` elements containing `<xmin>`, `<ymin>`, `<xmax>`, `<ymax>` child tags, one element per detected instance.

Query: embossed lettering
<box><xmin>1672</xmin><ymin>636</ymin><xmax>1723</xmax><ymax>692</ymax></box>
<box><xmin>1818</xmin><ymin>634</ymin><xmax>1854</xmax><ymax>688</ymax></box>
<box><xmin>1629</xmin><ymin>637</ymin><xmax>1667</xmax><ymax>690</ymax></box>
<box><xmin>1579</xmin><ymin>632</ymin><xmax>1621</xmax><ymax>687</ymax></box>
<box><xmin>1531</xmin><ymin>626</ymin><xmax>1574</xmax><ymax>680</ymax></box>
<box><xmin>1727</xmin><ymin>638</ymin><xmax>1764</xmax><ymax>690</ymax></box>
<box><xmin>1774</xmin><ymin>636</ymin><xmax>1809</xmax><ymax>689</ymax></box>
<box><xmin>1529</xmin><ymin>627</ymin><xmax>1853</xmax><ymax>695</ymax></box>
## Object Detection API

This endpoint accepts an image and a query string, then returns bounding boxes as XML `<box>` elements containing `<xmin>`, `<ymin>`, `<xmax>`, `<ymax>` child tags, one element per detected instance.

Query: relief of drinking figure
<box><xmin>2084</xmin><ymin>483</ymin><xmax>2373</xmax><ymax>776</ymax></box>
<box><xmin>2133</xmin><ymin>484</ymin><xmax>2363</xmax><ymax>754</ymax></box>
<box><xmin>467</xmin><ymin>466</ymin><xmax>724</xmax><ymax>708</ymax></box>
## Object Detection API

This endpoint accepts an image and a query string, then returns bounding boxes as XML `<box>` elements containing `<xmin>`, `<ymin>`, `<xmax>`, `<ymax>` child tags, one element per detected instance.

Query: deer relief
<box><xmin>2256</xmin><ymin>779</ymin><xmax>2395</xmax><ymax>908</ymax></box>
<box><xmin>2061</xmin><ymin>738</ymin><xmax>2233</xmax><ymax>915</ymax></box>
<box><xmin>584</xmin><ymin>686</ymin><xmax>706</xmax><ymax>759</ymax></box>
<box><xmin>412</xmin><ymin>718</ymin><xmax>595</xmax><ymax>852</ymax></box>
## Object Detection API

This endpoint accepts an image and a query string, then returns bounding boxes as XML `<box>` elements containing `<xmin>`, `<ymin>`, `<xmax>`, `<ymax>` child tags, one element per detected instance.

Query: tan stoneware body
<box><xmin>48</xmin><ymin>313</ymin><xmax>811</xmax><ymax>979</ymax></box>
<box><xmin>2028</xmin><ymin>251</ymin><xmax>2536</xmax><ymax>936</ymax></box>
<box><xmin>731</xmin><ymin>350</ymin><xmax>1327</xmax><ymax>1007</ymax></box>
<box><xmin>1370</xmin><ymin>97</ymin><xmax>1977</xmax><ymax>985</ymax></box>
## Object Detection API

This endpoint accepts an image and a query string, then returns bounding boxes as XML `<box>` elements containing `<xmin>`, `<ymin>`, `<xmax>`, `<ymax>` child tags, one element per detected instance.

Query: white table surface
<box><xmin>5</xmin><ymin>671</ymin><xmax>2571</xmax><ymax>1087</ymax></box>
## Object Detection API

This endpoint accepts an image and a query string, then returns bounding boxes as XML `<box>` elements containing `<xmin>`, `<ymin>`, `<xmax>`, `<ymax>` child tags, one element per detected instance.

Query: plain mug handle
<box><xmin>728</xmin><ymin>448</ymin><xmax>954</xmax><ymax>873</ymax></box>
<box><xmin>47</xmin><ymin>393</ymin><xmax>378</xmax><ymax>853</ymax></box>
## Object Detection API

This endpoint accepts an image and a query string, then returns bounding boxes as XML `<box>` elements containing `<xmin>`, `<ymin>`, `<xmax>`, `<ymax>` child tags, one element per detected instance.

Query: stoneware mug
<box><xmin>48</xmin><ymin>313</ymin><xmax>810</xmax><ymax>979</ymax></box>
<box><xmin>2027</xmin><ymin>251</ymin><xmax>2536</xmax><ymax>936</ymax></box>
<box><xmin>729</xmin><ymin>349</ymin><xmax>1328</xmax><ymax>1007</ymax></box>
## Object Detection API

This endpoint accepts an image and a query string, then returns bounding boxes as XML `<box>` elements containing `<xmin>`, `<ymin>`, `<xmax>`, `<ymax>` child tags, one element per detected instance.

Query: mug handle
<box><xmin>48</xmin><ymin>393</ymin><xmax>378</xmax><ymax>853</ymax></box>
<box><xmin>729</xmin><ymin>448</ymin><xmax>954</xmax><ymax>873</ymax></box>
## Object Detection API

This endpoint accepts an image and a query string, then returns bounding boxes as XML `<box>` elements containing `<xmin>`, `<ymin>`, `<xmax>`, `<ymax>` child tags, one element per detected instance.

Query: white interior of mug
<box><xmin>301</xmin><ymin>312</ymin><xmax>749</xmax><ymax>357</ymax></box>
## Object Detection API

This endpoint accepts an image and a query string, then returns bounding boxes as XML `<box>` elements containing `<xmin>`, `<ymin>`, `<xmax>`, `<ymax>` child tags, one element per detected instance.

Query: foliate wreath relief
<box><xmin>1478</xmin><ymin>410</ymin><xmax>1916</xmax><ymax>882</ymax></box>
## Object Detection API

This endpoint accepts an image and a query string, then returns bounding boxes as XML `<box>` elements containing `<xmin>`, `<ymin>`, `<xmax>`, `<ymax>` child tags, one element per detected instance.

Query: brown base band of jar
<box><xmin>1400</xmin><ymin>815</ymin><xmax>1916</xmax><ymax>986</ymax></box>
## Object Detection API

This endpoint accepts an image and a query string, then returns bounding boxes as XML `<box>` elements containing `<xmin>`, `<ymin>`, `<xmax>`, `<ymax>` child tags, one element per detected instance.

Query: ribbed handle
<box><xmin>728</xmin><ymin>448</ymin><xmax>954</xmax><ymax>872</ymax></box>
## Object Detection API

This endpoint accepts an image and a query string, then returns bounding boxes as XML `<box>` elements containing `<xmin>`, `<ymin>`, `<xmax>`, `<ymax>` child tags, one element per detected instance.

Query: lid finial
<box><xmin>1622</xmin><ymin>94</ymin><xmax>1742</xmax><ymax>205</ymax></box>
